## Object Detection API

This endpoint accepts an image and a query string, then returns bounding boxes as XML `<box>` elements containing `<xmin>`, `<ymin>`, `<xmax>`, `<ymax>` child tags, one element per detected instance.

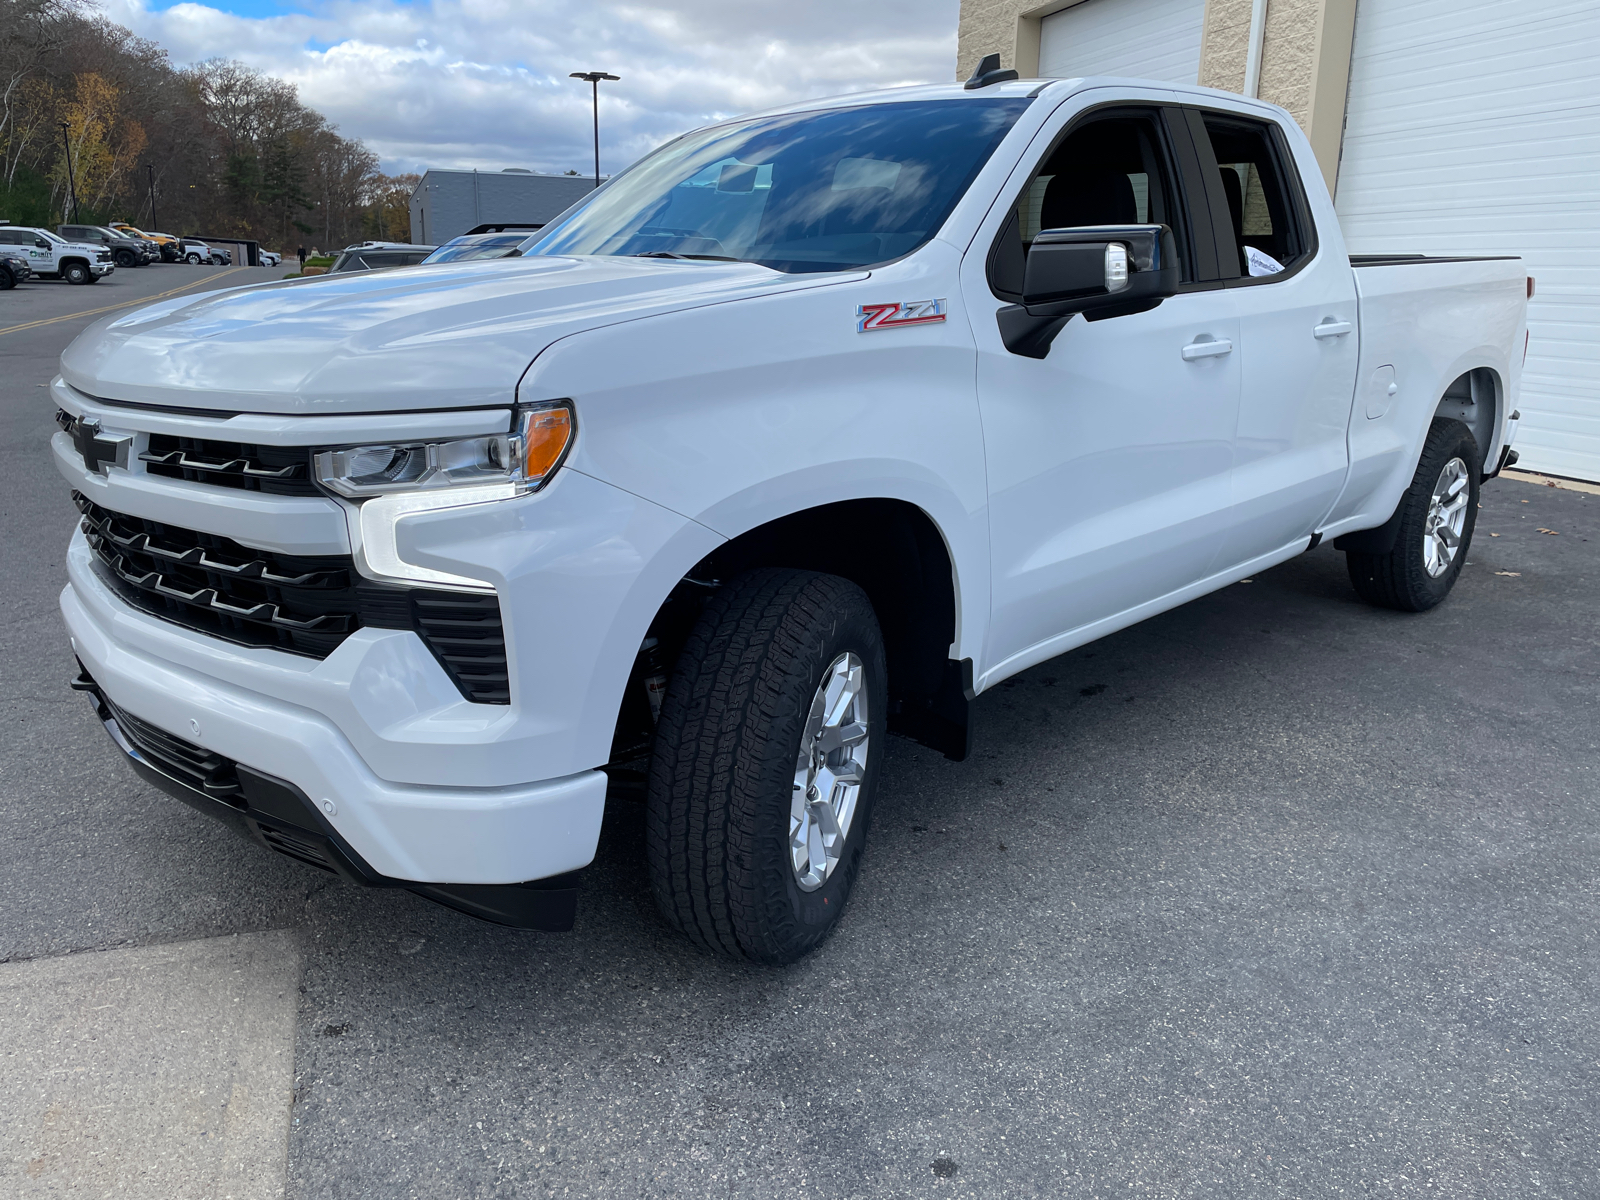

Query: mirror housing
<box><xmin>35</xmin><ymin>238</ymin><xmax>50</xmax><ymax>248</ymax></box>
<box><xmin>997</xmin><ymin>224</ymin><xmax>1180</xmax><ymax>359</ymax></box>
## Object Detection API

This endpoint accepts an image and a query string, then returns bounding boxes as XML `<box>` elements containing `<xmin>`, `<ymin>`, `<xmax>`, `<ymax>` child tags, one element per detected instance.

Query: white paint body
<box><xmin>53</xmin><ymin>80</ymin><xmax>1527</xmax><ymax>886</ymax></box>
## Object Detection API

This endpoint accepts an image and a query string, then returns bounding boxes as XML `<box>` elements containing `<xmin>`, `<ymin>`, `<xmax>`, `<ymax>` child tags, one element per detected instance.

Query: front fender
<box><xmin>519</xmin><ymin>244</ymin><xmax>991</xmax><ymax>666</ymax></box>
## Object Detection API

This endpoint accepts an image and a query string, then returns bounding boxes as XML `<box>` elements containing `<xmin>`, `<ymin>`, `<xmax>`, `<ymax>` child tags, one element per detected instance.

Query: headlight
<box><xmin>314</xmin><ymin>400</ymin><xmax>575</xmax><ymax>592</ymax></box>
<box><xmin>312</xmin><ymin>400</ymin><xmax>574</xmax><ymax>498</ymax></box>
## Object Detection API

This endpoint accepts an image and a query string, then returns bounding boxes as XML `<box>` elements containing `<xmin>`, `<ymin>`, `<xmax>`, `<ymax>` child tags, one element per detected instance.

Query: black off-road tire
<box><xmin>63</xmin><ymin>261</ymin><xmax>91</xmax><ymax>285</ymax></box>
<box><xmin>1346</xmin><ymin>417</ymin><xmax>1481</xmax><ymax>612</ymax></box>
<box><xmin>645</xmin><ymin>569</ymin><xmax>887</xmax><ymax>964</ymax></box>
<box><xmin>114</xmin><ymin>249</ymin><xmax>137</xmax><ymax>268</ymax></box>
<box><xmin>0</xmin><ymin>267</ymin><xmax>14</xmax><ymax>290</ymax></box>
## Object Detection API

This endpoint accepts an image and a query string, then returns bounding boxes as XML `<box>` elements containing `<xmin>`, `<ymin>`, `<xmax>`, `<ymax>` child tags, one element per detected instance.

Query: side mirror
<box><xmin>997</xmin><ymin>224</ymin><xmax>1180</xmax><ymax>359</ymax></box>
<box><xmin>36</xmin><ymin>239</ymin><xmax>49</xmax><ymax>248</ymax></box>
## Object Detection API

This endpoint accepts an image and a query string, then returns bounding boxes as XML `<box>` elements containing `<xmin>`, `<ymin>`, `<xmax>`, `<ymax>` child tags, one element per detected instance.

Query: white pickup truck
<box><xmin>0</xmin><ymin>226</ymin><xmax>115</xmax><ymax>283</ymax></box>
<box><xmin>54</xmin><ymin>68</ymin><xmax>1528</xmax><ymax>963</ymax></box>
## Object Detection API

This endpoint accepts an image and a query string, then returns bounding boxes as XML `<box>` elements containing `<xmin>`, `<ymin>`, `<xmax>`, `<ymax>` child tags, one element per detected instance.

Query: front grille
<box><xmin>140</xmin><ymin>434</ymin><xmax>318</xmax><ymax>496</ymax></box>
<box><xmin>75</xmin><ymin>494</ymin><xmax>510</xmax><ymax>703</ymax></box>
<box><xmin>77</xmin><ymin>492</ymin><xmax>361</xmax><ymax>657</ymax></box>
<box><xmin>101</xmin><ymin>691</ymin><xmax>245</xmax><ymax>806</ymax></box>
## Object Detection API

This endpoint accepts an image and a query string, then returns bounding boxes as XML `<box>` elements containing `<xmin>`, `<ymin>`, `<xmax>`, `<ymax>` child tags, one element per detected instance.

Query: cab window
<box><xmin>988</xmin><ymin>111</ymin><xmax>1193</xmax><ymax>301</ymax></box>
<box><xmin>1197</xmin><ymin>115</ymin><xmax>1311</xmax><ymax>279</ymax></box>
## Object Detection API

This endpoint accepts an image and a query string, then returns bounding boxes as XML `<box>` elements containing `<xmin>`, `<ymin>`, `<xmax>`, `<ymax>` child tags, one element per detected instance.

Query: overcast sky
<box><xmin>102</xmin><ymin>0</ymin><xmax>961</xmax><ymax>177</ymax></box>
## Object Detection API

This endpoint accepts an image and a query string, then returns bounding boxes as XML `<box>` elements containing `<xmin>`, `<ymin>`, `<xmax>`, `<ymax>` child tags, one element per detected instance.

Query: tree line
<box><xmin>0</xmin><ymin>0</ymin><xmax>415</xmax><ymax>250</ymax></box>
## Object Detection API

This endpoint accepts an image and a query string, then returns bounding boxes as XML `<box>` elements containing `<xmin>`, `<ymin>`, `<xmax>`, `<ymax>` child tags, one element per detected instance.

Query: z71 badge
<box><xmin>857</xmin><ymin>298</ymin><xmax>947</xmax><ymax>332</ymax></box>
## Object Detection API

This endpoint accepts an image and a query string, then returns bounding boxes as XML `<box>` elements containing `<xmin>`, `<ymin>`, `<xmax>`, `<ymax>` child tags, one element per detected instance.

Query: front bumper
<box><xmin>72</xmin><ymin>665</ymin><xmax>583</xmax><ymax>929</ymax></box>
<box><xmin>63</xmin><ymin>569</ymin><xmax>607</xmax><ymax>885</ymax></box>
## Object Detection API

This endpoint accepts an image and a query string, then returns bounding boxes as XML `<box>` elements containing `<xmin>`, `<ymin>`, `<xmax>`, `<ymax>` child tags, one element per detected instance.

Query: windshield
<box><xmin>423</xmin><ymin>234</ymin><xmax>528</xmax><ymax>264</ymax></box>
<box><xmin>526</xmin><ymin>98</ymin><xmax>1031</xmax><ymax>274</ymax></box>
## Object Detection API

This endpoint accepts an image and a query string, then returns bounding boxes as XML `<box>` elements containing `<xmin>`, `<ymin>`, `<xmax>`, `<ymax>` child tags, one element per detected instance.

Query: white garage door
<box><xmin>1038</xmin><ymin>0</ymin><xmax>1206</xmax><ymax>85</ymax></box>
<box><xmin>1336</xmin><ymin>0</ymin><xmax>1600</xmax><ymax>481</ymax></box>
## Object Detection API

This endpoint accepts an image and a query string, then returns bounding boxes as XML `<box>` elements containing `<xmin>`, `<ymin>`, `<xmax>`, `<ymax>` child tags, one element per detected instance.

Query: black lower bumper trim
<box><xmin>73</xmin><ymin>663</ymin><xmax>579</xmax><ymax>931</ymax></box>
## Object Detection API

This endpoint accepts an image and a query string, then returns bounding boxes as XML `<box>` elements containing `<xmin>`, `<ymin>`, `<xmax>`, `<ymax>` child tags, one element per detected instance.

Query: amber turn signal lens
<box><xmin>519</xmin><ymin>403</ymin><xmax>574</xmax><ymax>486</ymax></box>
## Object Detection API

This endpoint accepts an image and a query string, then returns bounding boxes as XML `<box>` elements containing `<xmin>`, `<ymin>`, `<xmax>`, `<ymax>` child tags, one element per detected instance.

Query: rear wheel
<box><xmin>1345</xmin><ymin>417</ymin><xmax>1480</xmax><ymax>612</ymax></box>
<box><xmin>186</xmin><ymin>253</ymin><xmax>202</xmax><ymax>264</ymax></box>
<box><xmin>62</xmin><ymin>261</ymin><xmax>91</xmax><ymax>285</ymax></box>
<box><xmin>646</xmin><ymin>569</ymin><xmax>886</xmax><ymax>964</ymax></box>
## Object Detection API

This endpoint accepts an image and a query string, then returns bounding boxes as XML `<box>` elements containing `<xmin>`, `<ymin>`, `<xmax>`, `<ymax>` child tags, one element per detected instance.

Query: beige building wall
<box><xmin>955</xmin><ymin>0</ymin><xmax>1357</xmax><ymax>192</ymax></box>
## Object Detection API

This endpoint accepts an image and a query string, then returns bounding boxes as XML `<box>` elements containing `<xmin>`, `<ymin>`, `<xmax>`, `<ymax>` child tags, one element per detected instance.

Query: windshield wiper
<box><xmin>631</xmin><ymin>251</ymin><xmax>739</xmax><ymax>262</ymax></box>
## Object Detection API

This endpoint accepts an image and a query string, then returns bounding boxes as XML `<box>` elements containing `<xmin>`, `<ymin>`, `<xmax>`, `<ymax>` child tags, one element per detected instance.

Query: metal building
<box><xmin>408</xmin><ymin>169</ymin><xmax>597</xmax><ymax>246</ymax></box>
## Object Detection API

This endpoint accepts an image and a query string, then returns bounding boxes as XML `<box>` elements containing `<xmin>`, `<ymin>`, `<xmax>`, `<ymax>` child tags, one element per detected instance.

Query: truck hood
<box><xmin>60</xmin><ymin>255</ymin><xmax>862</xmax><ymax>415</ymax></box>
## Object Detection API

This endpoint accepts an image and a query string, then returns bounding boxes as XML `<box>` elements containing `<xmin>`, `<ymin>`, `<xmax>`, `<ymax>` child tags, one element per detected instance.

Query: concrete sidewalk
<box><xmin>1</xmin><ymin>931</ymin><xmax>298</xmax><ymax>1197</ymax></box>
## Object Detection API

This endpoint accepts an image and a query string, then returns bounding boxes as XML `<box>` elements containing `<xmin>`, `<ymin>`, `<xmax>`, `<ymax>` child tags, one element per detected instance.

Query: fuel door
<box><xmin>1364</xmin><ymin>364</ymin><xmax>1397</xmax><ymax>420</ymax></box>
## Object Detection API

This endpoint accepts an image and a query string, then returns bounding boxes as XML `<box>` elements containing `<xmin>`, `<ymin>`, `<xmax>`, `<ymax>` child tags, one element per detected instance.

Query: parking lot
<box><xmin>2</xmin><ymin>267</ymin><xmax>1596</xmax><ymax>1198</ymax></box>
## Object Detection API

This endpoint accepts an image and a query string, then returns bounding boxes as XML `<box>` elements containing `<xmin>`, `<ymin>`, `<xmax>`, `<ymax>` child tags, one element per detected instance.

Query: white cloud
<box><xmin>103</xmin><ymin>0</ymin><xmax>960</xmax><ymax>175</ymax></box>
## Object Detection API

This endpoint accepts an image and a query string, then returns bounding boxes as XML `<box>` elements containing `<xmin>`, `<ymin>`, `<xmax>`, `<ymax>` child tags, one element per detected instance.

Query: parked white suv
<box><xmin>54</xmin><ymin>70</ymin><xmax>1527</xmax><ymax>962</ymax></box>
<box><xmin>0</xmin><ymin>226</ymin><xmax>114</xmax><ymax>283</ymax></box>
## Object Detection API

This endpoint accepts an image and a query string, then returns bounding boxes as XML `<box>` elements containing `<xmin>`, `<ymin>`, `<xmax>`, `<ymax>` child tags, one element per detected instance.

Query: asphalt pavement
<box><xmin>2</xmin><ymin>264</ymin><xmax>1596</xmax><ymax>1198</ymax></box>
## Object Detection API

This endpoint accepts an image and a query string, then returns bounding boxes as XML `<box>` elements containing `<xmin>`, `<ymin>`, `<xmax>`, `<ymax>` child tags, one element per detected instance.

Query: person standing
<box><xmin>297</xmin><ymin>245</ymin><xmax>307</xmax><ymax>269</ymax></box>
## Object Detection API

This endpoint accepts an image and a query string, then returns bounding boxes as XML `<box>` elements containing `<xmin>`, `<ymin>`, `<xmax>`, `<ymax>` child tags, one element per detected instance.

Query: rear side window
<box><xmin>1197</xmin><ymin>115</ymin><xmax>1311</xmax><ymax>279</ymax></box>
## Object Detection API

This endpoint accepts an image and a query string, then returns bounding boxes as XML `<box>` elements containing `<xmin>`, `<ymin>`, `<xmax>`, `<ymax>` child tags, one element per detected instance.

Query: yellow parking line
<box><xmin>0</xmin><ymin>266</ymin><xmax>252</xmax><ymax>338</ymax></box>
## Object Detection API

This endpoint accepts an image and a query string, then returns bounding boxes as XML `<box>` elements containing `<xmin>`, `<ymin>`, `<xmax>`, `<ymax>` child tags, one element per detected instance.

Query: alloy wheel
<box><xmin>790</xmin><ymin>652</ymin><xmax>870</xmax><ymax>891</ymax></box>
<box><xmin>1423</xmin><ymin>456</ymin><xmax>1470</xmax><ymax>577</ymax></box>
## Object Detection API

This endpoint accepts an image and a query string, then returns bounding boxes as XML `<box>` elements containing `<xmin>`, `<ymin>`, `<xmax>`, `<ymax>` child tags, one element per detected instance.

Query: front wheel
<box><xmin>1346</xmin><ymin>417</ymin><xmax>1481</xmax><ymax>612</ymax></box>
<box><xmin>646</xmin><ymin>569</ymin><xmax>886</xmax><ymax>964</ymax></box>
<box><xmin>62</xmin><ymin>262</ymin><xmax>91</xmax><ymax>285</ymax></box>
<box><xmin>185</xmin><ymin>253</ymin><xmax>201</xmax><ymax>264</ymax></box>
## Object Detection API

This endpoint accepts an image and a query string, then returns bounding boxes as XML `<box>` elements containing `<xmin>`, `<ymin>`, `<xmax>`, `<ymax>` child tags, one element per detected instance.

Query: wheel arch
<box><xmin>614</xmin><ymin>498</ymin><xmax>974</xmax><ymax>765</ymax></box>
<box><xmin>1336</xmin><ymin>364</ymin><xmax>1503</xmax><ymax>556</ymax></box>
<box><xmin>1434</xmin><ymin>365</ymin><xmax>1502</xmax><ymax>471</ymax></box>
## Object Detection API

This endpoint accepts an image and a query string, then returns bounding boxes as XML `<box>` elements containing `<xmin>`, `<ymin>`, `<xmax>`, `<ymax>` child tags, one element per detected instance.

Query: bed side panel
<box><xmin>1321</xmin><ymin>260</ymin><xmax>1524</xmax><ymax>536</ymax></box>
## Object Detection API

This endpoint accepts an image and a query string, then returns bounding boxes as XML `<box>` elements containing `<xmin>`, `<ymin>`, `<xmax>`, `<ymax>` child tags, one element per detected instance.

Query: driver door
<box><xmin>961</xmin><ymin>102</ymin><xmax>1241</xmax><ymax>682</ymax></box>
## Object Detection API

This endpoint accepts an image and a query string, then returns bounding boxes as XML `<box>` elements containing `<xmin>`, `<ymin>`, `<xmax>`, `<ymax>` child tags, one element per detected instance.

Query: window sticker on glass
<box><xmin>1245</xmin><ymin>245</ymin><xmax>1285</xmax><ymax>276</ymax></box>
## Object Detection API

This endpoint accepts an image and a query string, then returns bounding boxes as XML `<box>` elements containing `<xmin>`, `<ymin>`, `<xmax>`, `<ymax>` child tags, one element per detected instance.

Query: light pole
<box><xmin>59</xmin><ymin>121</ymin><xmax>79</xmax><ymax>223</ymax></box>
<box><xmin>145</xmin><ymin>163</ymin><xmax>158</xmax><ymax>230</ymax></box>
<box><xmin>568</xmin><ymin>70</ymin><xmax>619</xmax><ymax>189</ymax></box>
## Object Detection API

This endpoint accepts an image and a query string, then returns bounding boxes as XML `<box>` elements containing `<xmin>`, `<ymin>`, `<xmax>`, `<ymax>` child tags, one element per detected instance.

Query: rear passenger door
<box><xmin>1188</xmin><ymin>108</ymin><xmax>1359</xmax><ymax>565</ymax></box>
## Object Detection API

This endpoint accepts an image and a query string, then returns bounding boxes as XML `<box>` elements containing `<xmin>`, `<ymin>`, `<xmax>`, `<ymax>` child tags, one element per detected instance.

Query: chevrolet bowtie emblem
<box><xmin>68</xmin><ymin>416</ymin><xmax>132</xmax><ymax>475</ymax></box>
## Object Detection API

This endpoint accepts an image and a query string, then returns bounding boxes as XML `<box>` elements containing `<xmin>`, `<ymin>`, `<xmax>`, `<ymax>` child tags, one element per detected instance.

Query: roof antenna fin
<box><xmin>964</xmin><ymin>53</ymin><xmax>1020</xmax><ymax>90</ymax></box>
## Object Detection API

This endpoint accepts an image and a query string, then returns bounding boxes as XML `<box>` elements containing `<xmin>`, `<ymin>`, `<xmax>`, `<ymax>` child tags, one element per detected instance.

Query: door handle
<box><xmin>1181</xmin><ymin>337</ymin><xmax>1233</xmax><ymax>361</ymax></box>
<box><xmin>1314</xmin><ymin>320</ymin><xmax>1353</xmax><ymax>338</ymax></box>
